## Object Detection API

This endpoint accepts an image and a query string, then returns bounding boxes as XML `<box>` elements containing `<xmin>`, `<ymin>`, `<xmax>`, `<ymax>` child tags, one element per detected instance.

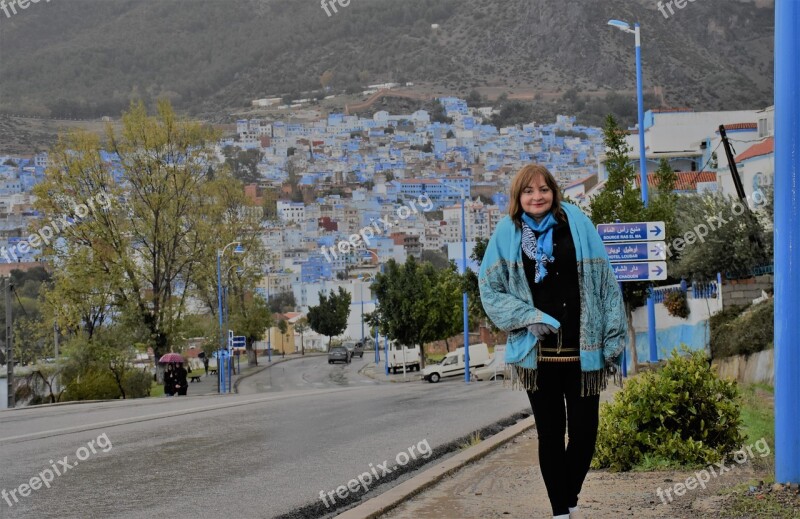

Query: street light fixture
<box><xmin>608</xmin><ymin>18</ymin><xmax>658</xmax><ymax>364</ymax></box>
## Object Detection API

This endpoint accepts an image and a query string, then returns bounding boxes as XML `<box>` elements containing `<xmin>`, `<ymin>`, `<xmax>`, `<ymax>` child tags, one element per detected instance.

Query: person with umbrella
<box><xmin>164</xmin><ymin>363</ymin><xmax>176</xmax><ymax>397</ymax></box>
<box><xmin>159</xmin><ymin>353</ymin><xmax>185</xmax><ymax>397</ymax></box>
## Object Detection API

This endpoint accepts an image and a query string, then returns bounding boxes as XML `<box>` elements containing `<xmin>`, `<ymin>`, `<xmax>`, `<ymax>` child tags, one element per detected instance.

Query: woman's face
<box><xmin>520</xmin><ymin>175</ymin><xmax>554</xmax><ymax>220</ymax></box>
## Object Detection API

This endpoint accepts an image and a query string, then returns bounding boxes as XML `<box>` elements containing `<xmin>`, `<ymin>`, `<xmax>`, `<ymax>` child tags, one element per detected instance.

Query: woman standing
<box><xmin>163</xmin><ymin>364</ymin><xmax>175</xmax><ymax>397</ymax></box>
<box><xmin>479</xmin><ymin>164</ymin><xmax>627</xmax><ymax>519</ymax></box>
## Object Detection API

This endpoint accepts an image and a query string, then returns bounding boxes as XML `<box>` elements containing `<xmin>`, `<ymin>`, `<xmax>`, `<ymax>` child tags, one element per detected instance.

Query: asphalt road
<box><xmin>0</xmin><ymin>355</ymin><xmax>531</xmax><ymax>519</ymax></box>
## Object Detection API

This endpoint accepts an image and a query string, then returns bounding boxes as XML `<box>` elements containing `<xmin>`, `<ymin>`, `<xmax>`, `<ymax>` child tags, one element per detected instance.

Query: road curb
<box><xmin>358</xmin><ymin>361</ymin><xmax>418</xmax><ymax>384</ymax></box>
<box><xmin>233</xmin><ymin>353</ymin><xmax>326</xmax><ymax>393</ymax></box>
<box><xmin>336</xmin><ymin>416</ymin><xmax>535</xmax><ymax>519</ymax></box>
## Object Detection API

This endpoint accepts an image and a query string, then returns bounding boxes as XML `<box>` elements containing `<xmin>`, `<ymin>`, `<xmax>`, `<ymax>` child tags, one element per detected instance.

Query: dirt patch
<box><xmin>380</xmin><ymin>433</ymin><xmax>796</xmax><ymax>519</ymax></box>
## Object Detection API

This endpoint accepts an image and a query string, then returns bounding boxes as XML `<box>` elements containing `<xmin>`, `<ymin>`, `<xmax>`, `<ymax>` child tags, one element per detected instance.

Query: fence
<box><xmin>651</xmin><ymin>281</ymin><xmax>719</xmax><ymax>304</ymax></box>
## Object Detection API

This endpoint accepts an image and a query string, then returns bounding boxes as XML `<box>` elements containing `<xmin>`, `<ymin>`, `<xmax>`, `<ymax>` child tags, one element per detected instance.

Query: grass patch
<box><xmin>739</xmin><ymin>383</ymin><xmax>774</xmax><ymax>447</ymax></box>
<box><xmin>722</xmin><ymin>492</ymin><xmax>799</xmax><ymax>519</ymax></box>
<box><xmin>149</xmin><ymin>382</ymin><xmax>164</xmax><ymax>398</ymax></box>
<box><xmin>459</xmin><ymin>432</ymin><xmax>482</xmax><ymax>450</ymax></box>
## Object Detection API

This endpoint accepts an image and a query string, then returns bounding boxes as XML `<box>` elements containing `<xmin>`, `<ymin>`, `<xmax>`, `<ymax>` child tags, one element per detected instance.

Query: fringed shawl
<box><xmin>478</xmin><ymin>203</ymin><xmax>627</xmax><ymax>396</ymax></box>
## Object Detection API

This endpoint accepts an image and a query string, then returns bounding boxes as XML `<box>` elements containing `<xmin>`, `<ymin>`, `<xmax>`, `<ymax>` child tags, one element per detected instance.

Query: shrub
<box><xmin>710</xmin><ymin>299</ymin><xmax>773</xmax><ymax>359</ymax></box>
<box><xmin>122</xmin><ymin>370</ymin><xmax>153</xmax><ymax>398</ymax></box>
<box><xmin>592</xmin><ymin>348</ymin><xmax>744</xmax><ymax>472</ymax></box>
<box><xmin>663</xmin><ymin>290</ymin><xmax>690</xmax><ymax>318</ymax></box>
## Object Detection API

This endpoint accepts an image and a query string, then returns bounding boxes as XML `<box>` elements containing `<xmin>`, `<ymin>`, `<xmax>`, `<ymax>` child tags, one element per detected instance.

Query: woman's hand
<box><xmin>527</xmin><ymin>323</ymin><xmax>557</xmax><ymax>340</ymax></box>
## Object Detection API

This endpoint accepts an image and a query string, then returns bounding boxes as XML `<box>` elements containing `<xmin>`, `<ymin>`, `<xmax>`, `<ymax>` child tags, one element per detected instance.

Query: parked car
<box><xmin>343</xmin><ymin>341</ymin><xmax>365</xmax><ymax>358</ymax></box>
<box><xmin>471</xmin><ymin>353</ymin><xmax>506</xmax><ymax>381</ymax></box>
<box><xmin>422</xmin><ymin>343</ymin><xmax>490</xmax><ymax>383</ymax></box>
<box><xmin>328</xmin><ymin>346</ymin><xmax>351</xmax><ymax>364</ymax></box>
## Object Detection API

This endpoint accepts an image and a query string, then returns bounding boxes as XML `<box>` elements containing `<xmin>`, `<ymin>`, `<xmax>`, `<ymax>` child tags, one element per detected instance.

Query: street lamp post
<box><xmin>608</xmin><ymin>18</ymin><xmax>658</xmax><ymax>365</ymax></box>
<box><xmin>266</xmin><ymin>272</ymin><xmax>272</xmax><ymax>363</ymax></box>
<box><xmin>362</xmin><ymin>249</ymin><xmax>383</xmax><ymax>364</ymax></box>
<box><xmin>217</xmin><ymin>241</ymin><xmax>242</xmax><ymax>393</ymax></box>
<box><xmin>431</xmin><ymin>179</ymin><xmax>470</xmax><ymax>384</ymax></box>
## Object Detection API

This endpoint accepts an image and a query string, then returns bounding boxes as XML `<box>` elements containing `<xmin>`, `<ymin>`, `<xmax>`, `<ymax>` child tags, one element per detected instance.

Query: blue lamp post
<box><xmin>774</xmin><ymin>0</ymin><xmax>800</xmax><ymax>485</ymax></box>
<box><xmin>216</xmin><ymin>241</ymin><xmax>243</xmax><ymax>393</ymax></box>
<box><xmin>432</xmin><ymin>179</ymin><xmax>471</xmax><ymax>383</ymax></box>
<box><xmin>608</xmin><ymin>18</ymin><xmax>658</xmax><ymax>364</ymax></box>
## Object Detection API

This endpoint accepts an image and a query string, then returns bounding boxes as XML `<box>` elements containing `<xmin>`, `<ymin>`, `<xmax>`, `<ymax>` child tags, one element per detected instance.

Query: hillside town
<box><xmin>0</xmin><ymin>96</ymin><xmax>777</xmax><ymax>353</ymax></box>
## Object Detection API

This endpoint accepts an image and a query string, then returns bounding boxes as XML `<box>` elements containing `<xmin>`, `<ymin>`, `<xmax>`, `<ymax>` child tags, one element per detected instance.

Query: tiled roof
<box><xmin>734</xmin><ymin>137</ymin><xmax>774</xmax><ymax>163</ymax></box>
<box><xmin>634</xmin><ymin>171</ymin><xmax>716</xmax><ymax>191</ymax></box>
<box><xmin>721</xmin><ymin>123</ymin><xmax>757</xmax><ymax>131</ymax></box>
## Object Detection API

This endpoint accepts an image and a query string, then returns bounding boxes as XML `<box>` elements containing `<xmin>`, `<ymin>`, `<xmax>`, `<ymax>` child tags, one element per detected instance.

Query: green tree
<box><xmin>427</xmin><ymin>263</ymin><xmax>465</xmax><ymax>353</ymax></box>
<box><xmin>268</xmin><ymin>291</ymin><xmax>296</xmax><ymax>313</ymax></box>
<box><xmin>462</xmin><ymin>237</ymin><xmax>492</xmax><ymax>333</ymax></box>
<box><xmin>33</xmin><ymin>100</ymin><xmax>263</xmax><ymax>362</ymax></box>
<box><xmin>277</xmin><ymin>319</ymin><xmax>289</xmax><ymax>356</ymax></box>
<box><xmin>670</xmin><ymin>193</ymin><xmax>770</xmax><ymax>280</ymax></box>
<box><xmin>229</xmin><ymin>293</ymin><xmax>273</xmax><ymax>366</ymax></box>
<box><xmin>222</xmin><ymin>146</ymin><xmax>263</xmax><ymax>185</ymax></box>
<box><xmin>307</xmin><ymin>287</ymin><xmax>351</xmax><ymax>350</ymax></box>
<box><xmin>589</xmin><ymin>115</ymin><xmax>676</xmax><ymax>372</ymax></box>
<box><xmin>371</xmin><ymin>256</ymin><xmax>462</xmax><ymax>367</ymax></box>
<box><xmin>294</xmin><ymin>317</ymin><xmax>309</xmax><ymax>355</ymax></box>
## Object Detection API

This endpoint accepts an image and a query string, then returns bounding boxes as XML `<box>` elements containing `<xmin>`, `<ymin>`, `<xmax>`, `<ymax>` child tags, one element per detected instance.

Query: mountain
<box><xmin>0</xmin><ymin>0</ymin><xmax>774</xmax><ymax>120</ymax></box>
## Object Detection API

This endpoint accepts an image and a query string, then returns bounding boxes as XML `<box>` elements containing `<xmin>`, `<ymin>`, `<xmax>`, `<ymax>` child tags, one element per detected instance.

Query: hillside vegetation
<box><xmin>0</xmin><ymin>0</ymin><xmax>774</xmax><ymax>120</ymax></box>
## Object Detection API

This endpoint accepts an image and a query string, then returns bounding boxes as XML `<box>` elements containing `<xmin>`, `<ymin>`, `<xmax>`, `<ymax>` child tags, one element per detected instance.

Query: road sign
<box><xmin>231</xmin><ymin>336</ymin><xmax>246</xmax><ymax>348</ymax></box>
<box><xmin>597</xmin><ymin>221</ymin><xmax>665</xmax><ymax>242</ymax></box>
<box><xmin>612</xmin><ymin>261</ymin><xmax>668</xmax><ymax>281</ymax></box>
<box><xmin>605</xmin><ymin>241</ymin><xmax>666</xmax><ymax>262</ymax></box>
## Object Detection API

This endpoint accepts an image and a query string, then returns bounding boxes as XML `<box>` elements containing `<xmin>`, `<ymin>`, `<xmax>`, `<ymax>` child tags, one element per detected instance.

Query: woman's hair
<box><xmin>508</xmin><ymin>164</ymin><xmax>566</xmax><ymax>227</ymax></box>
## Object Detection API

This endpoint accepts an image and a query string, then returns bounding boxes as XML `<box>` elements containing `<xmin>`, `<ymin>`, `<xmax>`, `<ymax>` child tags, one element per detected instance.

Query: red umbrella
<box><xmin>159</xmin><ymin>352</ymin><xmax>184</xmax><ymax>364</ymax></box>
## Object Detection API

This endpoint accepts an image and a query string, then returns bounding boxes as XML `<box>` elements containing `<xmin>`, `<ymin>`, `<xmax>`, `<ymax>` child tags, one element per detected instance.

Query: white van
<box><xmin>387</xmin><ymin>343</ymin><xmax>421</xmax><ymax>373</ymax></box>
<box><xmin>422</xmin><ymin>343</ymin><xmax>490</xmax><ymax>383</ymax></box>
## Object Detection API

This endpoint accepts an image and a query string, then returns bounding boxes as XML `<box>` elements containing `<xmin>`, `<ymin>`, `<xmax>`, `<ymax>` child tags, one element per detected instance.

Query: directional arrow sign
<box><xmin>612</xmin><ymin>261</ymin><xmax>668</xmax><ymax>282</ymax></box>
<box><xmin>605</xmin><ymin>241</ymin><xmax>667</xmax><ymax>262</ymax></box>
<box><xmin>597</xmin><ymin>222</ymin><xmax>665</xmax><ymax>242</ymax></box>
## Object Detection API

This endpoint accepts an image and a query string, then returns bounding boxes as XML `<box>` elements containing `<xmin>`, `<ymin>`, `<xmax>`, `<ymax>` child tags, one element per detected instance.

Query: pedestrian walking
<box><xmin>478</xmin><ymin>164</ymin><xmax>627</xmax><ymax>519</ymax></box>
<box><xmin>203</xmin><ymin>356</ymin><xmax>209</xmax><ymax>376</ymax></box>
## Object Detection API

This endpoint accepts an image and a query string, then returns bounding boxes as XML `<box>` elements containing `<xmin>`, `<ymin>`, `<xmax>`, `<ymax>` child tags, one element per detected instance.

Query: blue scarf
<box><xmin>521</xmin><ymin>212</ymin><xmax>558</xmax><ymax>283</ymax></box>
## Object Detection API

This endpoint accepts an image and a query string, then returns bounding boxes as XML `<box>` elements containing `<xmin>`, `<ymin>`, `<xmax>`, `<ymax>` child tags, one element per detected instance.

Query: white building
<box><xmin>277</xmin><ymin>201</ymin><xmax>306</xmax><ymax>224</ymax></box>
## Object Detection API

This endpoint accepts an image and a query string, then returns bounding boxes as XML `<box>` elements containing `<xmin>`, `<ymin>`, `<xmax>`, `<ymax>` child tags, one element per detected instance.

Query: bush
<box><xmin>710</xmin><ymin>299</ymin><xmax>773</xmax><ymax>359</ymax></box>
<box><xmin>663</xmin><ymin>290</ymin><xmax>690</xmax><ymax>318</ymax></box>
<box><xmin>122</xmin><ymin>370</ymin><xmax>153</xmax><ymax>398</ymax></box>
<box><xmin>592</xmin><ymin>348</ymin><xmax>744</xmax><ymax>472</ymax></box>
<box><xmin>63</xmin><ymin>370</ymin><xmax>123</xmax><ymax>401</ymax></box>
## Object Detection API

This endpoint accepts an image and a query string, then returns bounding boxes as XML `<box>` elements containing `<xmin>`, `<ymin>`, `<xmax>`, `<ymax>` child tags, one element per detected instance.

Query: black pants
<box><xmin>526</xmin><ymin>362</ymin><xmax>600</xmax><ymax>516</ymax></box>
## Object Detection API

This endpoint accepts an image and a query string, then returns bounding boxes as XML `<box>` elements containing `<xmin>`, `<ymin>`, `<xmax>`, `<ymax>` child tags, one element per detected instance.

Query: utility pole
<box><xmin>718</xmin><ymin>125</ymin><xmax>748</xmax><ymax>202</ymax></box>
<box><xmin>5</xmin><ymin>278</ymin><xmax>14</xmax><ymax>409</ymax></box>
<box><xmin>774</xmin><ymin>0</ymin><xmax>800</xmax><ymax>485</ymax></box>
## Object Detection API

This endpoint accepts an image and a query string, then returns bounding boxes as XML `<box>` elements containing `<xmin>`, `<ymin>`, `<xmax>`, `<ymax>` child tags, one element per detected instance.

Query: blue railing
<box><xmin>651</xmin><ymin>281</ymin><xmax>718</xmax><ymax>303</ymax></box>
